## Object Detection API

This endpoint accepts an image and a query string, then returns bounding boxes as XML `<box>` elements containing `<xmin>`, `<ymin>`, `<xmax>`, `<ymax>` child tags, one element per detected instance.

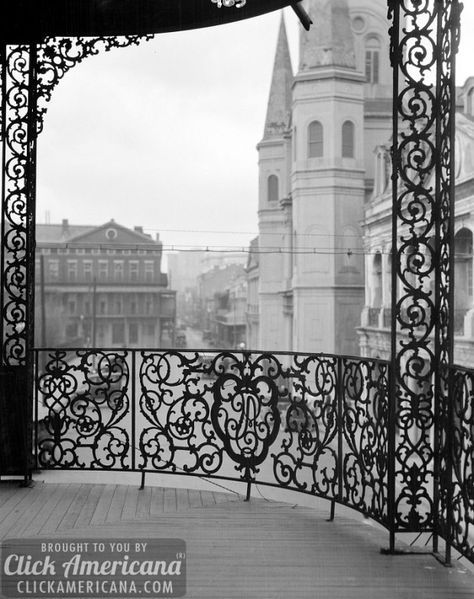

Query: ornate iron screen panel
<box><xmin>388</xmin><ymin>0</ymin><xmax>460</xmax><ymax>552</ymax></box>
<box><xmin>34</xmin><ymin>348</ymin><xmax>391</xmax><ymax>526</ymax></box>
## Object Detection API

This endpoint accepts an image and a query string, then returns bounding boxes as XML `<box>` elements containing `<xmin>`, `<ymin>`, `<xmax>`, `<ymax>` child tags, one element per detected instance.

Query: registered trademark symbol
<box><xmin>176</xmin><ymin>552</ymin><xmax>186</xmax><ymax>559</ymax></box>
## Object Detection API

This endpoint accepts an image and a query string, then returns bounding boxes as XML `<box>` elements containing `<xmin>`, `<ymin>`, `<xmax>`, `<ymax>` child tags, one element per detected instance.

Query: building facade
<box><xmin>35</xmin><ymin>220</ymin><xmax>176</xmax><ymax>348</ymax></box>
<box><xmin>167</xmin><ymin>250</ymin><xmax>247</xmax><ymax>329</ymax></box>
<box><xmin>254</xmin><ymin>0</ymin><xmax>392</xmax><ymax>355</ymax></box>
<box><xmin>359</xmin><ymin>90</ymin><xmax>474</xmax><ymax>367</ymax></box>
<box><xmin>197</xmin><ymin>263</ymin><xmax>247</xmax><ymax>348</ymax></box>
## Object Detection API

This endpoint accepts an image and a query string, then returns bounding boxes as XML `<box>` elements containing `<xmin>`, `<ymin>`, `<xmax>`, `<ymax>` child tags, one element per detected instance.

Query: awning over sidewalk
<box><xmin>2</xmin><ymin>0</ymin><xmax>296</xmax><ymax>44</ymax></box>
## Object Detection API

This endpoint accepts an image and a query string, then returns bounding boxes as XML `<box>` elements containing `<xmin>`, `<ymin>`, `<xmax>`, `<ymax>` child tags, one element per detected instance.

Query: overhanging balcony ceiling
<box><xmin>2</xmin><ymin>0</ymin><xmax>296</xmax><ymax>44</ymax></box>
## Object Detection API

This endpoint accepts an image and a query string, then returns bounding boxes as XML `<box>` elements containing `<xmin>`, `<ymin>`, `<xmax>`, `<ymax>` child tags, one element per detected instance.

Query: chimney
<box><xmin>134</xmin><ymin>226</ymin><xmax>144</xmax><ymax>234</ymax></box>
<box><xmin>62</xmin><ymin>219</ymin><xmax>69</xmax><ymax>237</ymax></box>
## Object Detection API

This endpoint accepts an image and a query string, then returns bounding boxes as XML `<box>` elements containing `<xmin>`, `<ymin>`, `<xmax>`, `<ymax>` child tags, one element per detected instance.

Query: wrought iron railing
<box><xmin>34</xmin><ymin>348</ymin><xmax>391</xmax><ymax>528</ymax></box>
<box><xmin>32</xmin><ymin>347</ymin><xmax>474</xmax><ymax>565</ymax></box>
<box><xmin>438</xmin><ymin>365</ymin><xmax>474</xmax><ymax>565</ymax></box>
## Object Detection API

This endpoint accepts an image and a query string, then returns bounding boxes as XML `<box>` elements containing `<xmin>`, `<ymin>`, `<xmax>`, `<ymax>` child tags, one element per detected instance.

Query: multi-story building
<box><xmin>253</xmin><ymin>0</ymin><xmax>392</xmax><ymax>355</ymax></box>
<box><xmin>359</xmin><ymin>89</ymin><xmax>474</xmax><ymax>366</ymax></box>
<box><xmin>245</xmin><ymin>237</ymin><xmax>260</xmax><ymax>349</ymax></box>
<box><xmin>197</xmin><ymin>263</ymin><xmax>247</xmax><ymax>347</ymax></box>
<box><xmin>167</xmin><ymin>250</ymin><xmax>247</xmax><ymax>327</ymax></box>
<box><xmin>35</xmin><ymin>219</ymin><xmax>176</xmax><ymax>348</ymax></box>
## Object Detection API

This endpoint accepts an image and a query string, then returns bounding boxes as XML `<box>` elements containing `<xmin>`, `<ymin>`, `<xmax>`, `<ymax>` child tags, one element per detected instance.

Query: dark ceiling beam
<box><xmin>1</xmin><ymin>0</ymin><xmax>298</xmax><ymax>44</ymax></box>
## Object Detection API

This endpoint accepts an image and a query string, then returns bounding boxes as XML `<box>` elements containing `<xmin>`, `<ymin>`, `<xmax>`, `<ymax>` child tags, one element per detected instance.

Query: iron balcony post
<box><xmin>444</xmin><ymin>366</ymin><xmax>454</xmax><ymax>566</ymax></box>
<box><xmin>335</xmin><ymin>355</ymin><xmax>344</xmax><ymax>521</ymax></box>
<box><xmin>388</xmin><ymin>0</ymin><xmax>400</xmax><ymax>554</ymax></box>
<box><xmin>132</xmin><ymin>349</ymin><xmax>136</xmax><ymax>472</ymax></box>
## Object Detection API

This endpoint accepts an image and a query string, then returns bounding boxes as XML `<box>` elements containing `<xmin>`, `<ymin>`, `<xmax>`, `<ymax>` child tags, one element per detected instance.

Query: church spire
<box><xmin>299</xmin><ymin>0</ymin><xmax>355</xmax><ymax>71</ymax></box>
<box><xmin>262</xmin><ymin>14</ymin><xmax>293</xmax><ymax>140</ymax></box>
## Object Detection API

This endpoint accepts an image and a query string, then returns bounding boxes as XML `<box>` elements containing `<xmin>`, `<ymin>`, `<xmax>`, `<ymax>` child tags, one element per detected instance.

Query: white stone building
<box><xmin>252</xmin><ymin>0</ymin><xmax>393</xmax><ymax>355</ymax></box>
<box><xmin>359</xmin><ymin>83</ymin><xmax>474</xmax><ymax>366</ymax></box>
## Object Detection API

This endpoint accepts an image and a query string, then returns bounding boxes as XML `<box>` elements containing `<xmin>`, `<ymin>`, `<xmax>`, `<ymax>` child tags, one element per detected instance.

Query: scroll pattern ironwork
<box><xmin>35</xmin><ymin>348</ymin><xmax>390</xmax><ymax>523</ymax></box>
<box><xmin>446</xmin><ymin>366</ymin><xmax>474</xmax><ymax>563</ymax></box>
<box><xmin>0</xmin><ymin>34</ymin><xmax>153</xmax><ymax>367</ymax></box>
<box><xmin>341</xmin><ymin>358</ymin><xmax>390</xmax><ymax>525</ymax></box>
<box><xmin>35</xmin><ymin>35</ymin><xmax>154</xmax><ymax>135</ymax></box>
<box><xmin>388</xmin><ymin>0</ymin><xmax>459</xmax><ymax>534</ymax></box>
<box><xmin>1</xmin><ymin>45</ymin><xmax>33</xmax><ymax>366</ymax></box>
<box><xmin>36</xmin><ymin>350</ymin><xmax>131</xmax><ymax>469</ymax></box>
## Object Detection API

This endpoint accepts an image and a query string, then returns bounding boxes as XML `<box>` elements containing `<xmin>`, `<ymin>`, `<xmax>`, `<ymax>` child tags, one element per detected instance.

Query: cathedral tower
<box><xmin>291</xmin><ymin>0</ymin><xmax>366</xmax><ymax>354</ymax></box>
<box><xmin>256</xmin><ymin>15</ymin><xmax>294</xmax><ymax>351</ymax></box>
<box><xmin>255</xmin><ymin>0</ymin><xmax>392</xmax><ymax>355</ymax></box>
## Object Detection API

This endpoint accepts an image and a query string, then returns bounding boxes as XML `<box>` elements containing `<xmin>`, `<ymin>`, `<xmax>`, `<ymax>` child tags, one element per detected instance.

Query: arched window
<box><xmin>467</xmin><ymin>88</ymin><xmax>474</xmax><ymax>116</ymax></box>
<box><xmin>267</xmin><ymin>175</ymin><xmax>279</xmax><ymax>203</ymax></box>
<box><xmin>342</xmin><ymin>120</ymin><xmax>355</xmax><ymax>158</ymax></box>
<box><xmin>454</xmin><ymin>228</ymin><xmax>473</xmax><ymax>334</ymax></box>
<box><xmin>365</xmin><ymin>36</ymin><xmax>380</xmax><ymax>84</ymax></box>
<box><xmin>372</xmin><ymin>252</ymin><xmax>382</xmax><ymax>308</ymax></box>
<box><xmin>308</xmin><ymin>120</ymin><xmax>323</xmax><ymax>158</ymax></box>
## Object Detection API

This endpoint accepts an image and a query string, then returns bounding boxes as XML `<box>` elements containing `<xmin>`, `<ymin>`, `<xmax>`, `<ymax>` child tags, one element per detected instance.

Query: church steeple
<box><xmin>262</xmin><ymin>14</ymin><xmax>293</xmax><ymax>140</ymax></box>
<box><xmin>299</xmin><ymin>0</ymin><xmax>355</xmax><ymax>71</ymax></box>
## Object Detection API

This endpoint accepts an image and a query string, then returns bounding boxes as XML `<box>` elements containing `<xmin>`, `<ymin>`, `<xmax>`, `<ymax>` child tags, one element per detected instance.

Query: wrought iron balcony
<box><xmin>32</xmin><ymin>347</ymin><xmax>474</xmax><ymax>566</ymax></box>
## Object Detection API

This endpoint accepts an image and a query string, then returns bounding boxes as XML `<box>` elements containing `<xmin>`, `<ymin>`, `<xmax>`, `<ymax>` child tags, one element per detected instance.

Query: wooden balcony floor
<box><xmin>0</xmin><ymin>476</ymin><xmax>473</xmax><ymax>599</ymax></box>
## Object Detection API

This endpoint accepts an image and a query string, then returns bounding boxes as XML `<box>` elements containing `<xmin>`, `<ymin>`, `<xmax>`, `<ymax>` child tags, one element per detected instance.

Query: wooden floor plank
<box><xmin>120</xmin><ymin>483</ymin><xmax>139</xmax><ymax>521</ymax></box>
<box><xmin>177</xmin><ymin>487</ymin><xmax>190</xmax><ymax>512</ymax></box>
<box><xmin>1</xmin><ymin>483</ymin><xmax>50</xmax><ymax>539</ymax></box>
<box><xmin>21</xmin><ymin>484</ymin><xmax>66</xmax><ymax>537</ymax></box>
<box><xmin>56</xmin><ymin>484</ymin><xmax>92</xmax><ymax>531</ymax></box>
<box><xmin>1</xmin><ymin>481</ymin><xmax>474</xmax><ymax>599</ymax></box>
<box><xmin>105</xmin><ymin>484</ymin><xmax>128</xmax><ymax>523</ymax></box>
<box><xmin>38</xmin><ymin>484</ymin><xmax>80</xmax><ymax>534</ymax></box>
<box><xmin>163</xmin><ymin>486</ymin><xmax>177</xmax><ymax>512</ymax></box>
<box><xmin>0</xmin><ymin>484</ymin><xmax>36</xmax><ymax>526</ymax></box>
<box><xmin>73</xmin><ymin>483</ymin><xmax>104</xmax><ymax>529</ymax></box>
<box><xmin>188</xmin><ymin>488</ymin><xmax>203</xmax><ymax>508</ymax></box>
<box><xmin>89</xmin><ymin>484</ymin><xmax>116</xmax><ymax>526</ymax></box>
<box><xmin>135</xmin><ymin>485</ymin><xmax>152</xmax><ymax>519</ymax></box>
<box><xmin>149</xmin><ymin>485</ymin><xmax>165</xmax><ymax>516</ymax></box>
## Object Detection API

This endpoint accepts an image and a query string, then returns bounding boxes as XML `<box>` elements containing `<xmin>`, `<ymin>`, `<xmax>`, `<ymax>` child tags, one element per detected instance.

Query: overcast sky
<box><xmin>36</xmin><ymin>3</ymin><xmax>474</xmax><ymax>256</ymax></box>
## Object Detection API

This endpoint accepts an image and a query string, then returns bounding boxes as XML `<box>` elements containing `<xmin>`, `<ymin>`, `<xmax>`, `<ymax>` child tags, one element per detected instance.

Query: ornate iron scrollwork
<box><xmin>1</xmin><ymin>34</ymin><xmax>153</xmax><ymax>367</ymax></box>
<box><xmin>36</xmin><ymin>348</ymin><xmax>390</xmax><ymax>523</ymax></box>
<box><xmin>388</xmin><ymin>0</ymin><xmax>460</xmax><ymax>539</ymax></box>
<box><xmin>36</xmin><ymin>349</ymin><xmax>131</xmax><ymax>469</ymax></box>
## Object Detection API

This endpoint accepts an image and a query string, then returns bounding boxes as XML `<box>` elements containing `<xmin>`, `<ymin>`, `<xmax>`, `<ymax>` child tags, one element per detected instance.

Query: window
<box><xmin>66</xmin><ymin>323</ymin><xmax>78</xmax><ymax>339</ymax></box>
<box><xmin>49</xmin><ymin>259</ymin><xmax>59</xmax><ymax>281</ymax></box>
<box><xmin>144</xmin><ymin>261</ymin><xmax>154</xmax><ymax>283</ymax></box>
<box><xmin>342</xmin><ymin>121</ymin><xmax>355</xmax><ymax>158</ymax></box>
<box><xmin>129</xmin><ymin>323</ymin><xmax>138</xmax><ymax>344</ymax></box>
<box><xmin>67</xmin><ymin>260</ymin><xmax>77</xmax><ymax>282</ymax></box>
<box><xmin>112</xmin><ymin>323</ymin><xmax>125</xmax><ymax>344</ymax></box>
<box><xmin>365</xmin><ymin>37</ymin><xmax>380</xmax><ymax>84</ymax></box>
<box><xmin>467</xmin><ymin>87</ymin><xmax>474</xmax><ymax>116</ymax></box>
<box><xmin>145</xmin><ymin>294</ymin><xmax>153</xmax><ymax>315</ymax></box>
<box><xmin>83</xmin><ymin>260</ymin><xmax>93</xmax><ymax>281</ymax></box>
<box><xmin>113</xmin><ymin>260</ymin><xmax>124</xmax><ymax>281</ymax></box>
<box><xmin>114</xmin><ymin>299</ymin><xmax>122</xmax><ymax>314</ymax></box>
<box><xmin>99</xmin><ymin>300</ymin><xmax>107</xmax><ymax>315</ymax></box>
<box><xmin>308</xmin><ymin>121</ymin><xmax>323</xmax><ymax>158</ymax></box>
<box><xmin>129</xmin><ymin>261</ymin><xmax>139</xmax><ymax>282</ymax></box>
<box><xmin>68</xmin><ymin>300</ymin><xmax>76</xmax><ymax>314</ymax></box>
<box><xmin>145</xmin><ymin>324</ymin><xmax>155</xmax><ymax>337</ymax></box>
<box><xmin>293</xmin><ymin>127</ymin><xmax>297</xmax><ymax>160</ymax></box>
<box><xmin>98</xmin><ymin>260</ymin><xmax>108</xmax><ymax>280</ymax></box>
<box><xmin>130</xmin><ymin>297</ymin><xmax>137</xmax><ymax>315</ymax></box>
<box><xmin>267</xmin><ymin>175</ymin><xmax>279</xmax><ymax>203</ymax></box>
